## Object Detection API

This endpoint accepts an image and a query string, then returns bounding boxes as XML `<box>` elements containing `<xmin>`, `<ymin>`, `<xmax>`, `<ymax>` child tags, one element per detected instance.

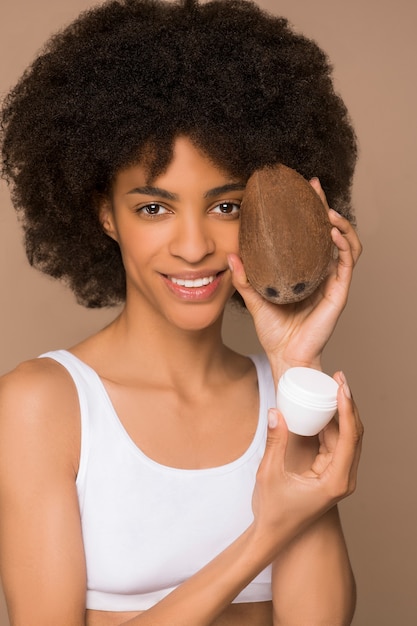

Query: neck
<box><xmin>98</xmin><ymin>302</ymin><xmax>234</xmax><ymax>389</ymax></box>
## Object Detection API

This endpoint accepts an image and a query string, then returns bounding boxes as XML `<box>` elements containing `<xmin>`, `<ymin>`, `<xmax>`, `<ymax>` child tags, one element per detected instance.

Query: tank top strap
<box><xmin>37</xmin><ymin>349</ymin><xmax>98</xmax><ymax>492</ymax></box>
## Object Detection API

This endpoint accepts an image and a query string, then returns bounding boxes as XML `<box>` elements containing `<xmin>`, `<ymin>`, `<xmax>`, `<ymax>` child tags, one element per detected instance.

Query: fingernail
<box><xmin>310</xmin><ymin>177</ymin><xmax>319</xmax><ymax>183</ymax></box>
<box><xmin>227</xmin><ymin>255</ymin><xmax>234</xmax><ymax>272</ymax></box>
<box><xmin>340</xmin><ymin>371</ymin><xmax>352</xmax><ymax>399</ymax></box>
<box><xmin>268</xmin><ymin>409</ymin><xmax>279</xmax><ymax>429</ymax></box>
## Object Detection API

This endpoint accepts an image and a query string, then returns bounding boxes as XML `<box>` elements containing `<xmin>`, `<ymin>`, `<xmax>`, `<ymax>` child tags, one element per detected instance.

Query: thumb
<box><xmin>262</xmin><ymin>408</ymin><xmax>289</xmax><ymax>473</ymax></box>
<box><xmin>227</xmin><ymin>253</ymin><xmax>266</xmax><ymax>314</ymax></box>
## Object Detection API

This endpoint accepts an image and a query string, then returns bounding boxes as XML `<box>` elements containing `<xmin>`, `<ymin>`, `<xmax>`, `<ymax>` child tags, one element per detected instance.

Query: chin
<box><xmin>165</xmin><ymin>305</ymin><xmax>224</xmax><ymax>333</ymax></box>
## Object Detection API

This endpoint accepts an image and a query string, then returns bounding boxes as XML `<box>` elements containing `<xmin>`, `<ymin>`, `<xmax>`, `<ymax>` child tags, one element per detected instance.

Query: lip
<box><xmin>161</xmin><ymin>269</ymin><xmax>227</xmax><ymax>301</ymax></box>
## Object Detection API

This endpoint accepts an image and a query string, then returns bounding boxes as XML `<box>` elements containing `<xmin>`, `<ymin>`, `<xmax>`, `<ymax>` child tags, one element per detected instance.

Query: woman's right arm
<box><xmin>0</xmin><ymin>360</ymin><xmax>87</xmax><ymax>625</ymax></box>
<box><xmin>0</xmin><ymin>361</ymin><xmax>362</xmax><ymax>626</ymax></box>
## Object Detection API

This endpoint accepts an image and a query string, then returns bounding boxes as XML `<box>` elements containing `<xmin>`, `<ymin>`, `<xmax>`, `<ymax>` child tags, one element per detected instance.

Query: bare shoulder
<box><xmin>0</xmin><ymin>356</ymin><xmax>81</xmax><ymax>476</ymax></box>
<box><xmin>0</xmin><ymin>358</ymin><xmax>87</xmax><ymax>624</ymax></box>
<box><xmin>0</xmin><ymin>356</ymin><xmax>79</xmax><ymax>421</ymax></box>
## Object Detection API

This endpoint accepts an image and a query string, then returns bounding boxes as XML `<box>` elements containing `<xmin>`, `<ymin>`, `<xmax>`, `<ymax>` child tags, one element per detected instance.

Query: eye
<box><xmin>136</xmin><ymin>203</ymin><xmax>170</xmax><ymax>217</ymax></box>
<box><xmin>210</xmin><ymin>202</ymin><xmax>241</xmax><ymax>217</ymax></box>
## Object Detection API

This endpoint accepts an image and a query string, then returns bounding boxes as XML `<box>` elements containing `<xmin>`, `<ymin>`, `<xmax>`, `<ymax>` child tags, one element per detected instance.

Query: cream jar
<box><xmin>276</xmin><ymin>367</ymin><xmax>338</xmax><ymax>436</ymax></box>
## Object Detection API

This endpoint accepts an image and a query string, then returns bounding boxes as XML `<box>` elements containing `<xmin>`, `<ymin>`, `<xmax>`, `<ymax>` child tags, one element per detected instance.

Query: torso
<box><xmin>94</xmin><ymin>354</ymin><xmax>259</xmax><ymax>470</ymax></box>
<box><xmin>71</xmin><ymin>336</ymin><xmax>261</xmax><ymax>470</ymax></box>
<box><xmin>65</xmin><ymin>340</ymin><xmax>271</xmax><ymax>620</ymax></box>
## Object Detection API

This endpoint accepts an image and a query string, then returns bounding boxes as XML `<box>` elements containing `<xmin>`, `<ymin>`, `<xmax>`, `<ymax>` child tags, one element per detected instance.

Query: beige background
<box><xmin>1</xmin><ymin>0</ymin><xmax>416</xmax><ymax>624</ymax></box>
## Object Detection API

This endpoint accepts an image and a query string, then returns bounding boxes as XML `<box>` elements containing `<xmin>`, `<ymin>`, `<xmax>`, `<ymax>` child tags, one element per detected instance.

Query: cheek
<box><xmin>119</xmin><ymin>227</ymin><xmax>166</xmax><ymax>275</ymax></box>
<box><xmin>229</xmin><ymin>223</ymin><xmax>240</xmax><ymax>254</ymax></box>
<box><xmin>215</xmin><ymin>221</ymin><xmax>240</xmax><ymax>252</ymax></box>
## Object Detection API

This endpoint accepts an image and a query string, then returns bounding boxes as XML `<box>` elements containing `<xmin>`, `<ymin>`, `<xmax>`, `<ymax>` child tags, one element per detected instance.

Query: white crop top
<box><xmin>39</xmin><ymin>350</ymin><xmax>275</xmax><ymax>611</ymax></box>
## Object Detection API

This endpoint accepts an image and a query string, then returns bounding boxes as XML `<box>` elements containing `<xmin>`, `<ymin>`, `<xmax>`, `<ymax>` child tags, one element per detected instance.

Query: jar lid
<box><xmin>279</xmin><ymin>367</ymin><xmax>338</xmax><ymax>408</ymax></box>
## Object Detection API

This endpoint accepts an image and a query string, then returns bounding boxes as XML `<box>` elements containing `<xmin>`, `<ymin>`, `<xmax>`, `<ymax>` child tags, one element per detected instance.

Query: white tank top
<box><xmin>39</xmin><ymin>349</ymin><xmax>274</xmax><ymax>611</ymax></box>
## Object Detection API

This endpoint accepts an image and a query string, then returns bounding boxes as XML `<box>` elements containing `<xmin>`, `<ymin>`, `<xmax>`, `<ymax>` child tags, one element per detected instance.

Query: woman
<box><xmin>0</xmin><ymin>1</ymin><xmax>363</xmax><ymax>624</ymax></box>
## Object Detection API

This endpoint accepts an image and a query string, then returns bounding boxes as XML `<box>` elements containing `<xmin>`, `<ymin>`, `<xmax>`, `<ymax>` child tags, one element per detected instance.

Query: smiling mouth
<box><xmin>167</xmin><ymin>275</ymin><xmax>216</xmax><ymax>288</ymax></box>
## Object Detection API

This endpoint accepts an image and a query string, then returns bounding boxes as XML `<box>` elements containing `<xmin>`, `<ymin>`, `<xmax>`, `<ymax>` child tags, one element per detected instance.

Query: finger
<box><xmin>328</xmin><ymin>209</ymin><xmax>362</xmax><ymax>265</ymax></box>
<box><xmin>308</xmin><ymin>179</ymin><xmax>362</xmax><ymax>267</ymax></box>
<box><xmin>318</xmin><ymin>416</ymin><xmax>339</xmax><ymax>452</ymax></box>
<box><xmin>330</xmin><ymin>225</ymin><xmax>355</xmax><ymax>288</ymax></box>
<box><xmin>309</xmin><ymin>183</ymin><xmax>361</xmax><ymax>293</ymax></box>
<box><xmin>227</xmin><ymin>253</ymin><xmax>271</xmax><ymax>314</ymax></box>
<box><xmin>258</xmin><ymin>409</ymin><xmax>289</xmax><ymax>478</ymax></box>
<box><xmin>309</xmin><ymin>177</ymin><xmax>329</xmax><ymax>209</ymax></box>
<box><xmin>338</xmin><ymin>371</ymin><xmax>364</xmax><ymax>475</ymax></box>
<box><xmin>325</xmin><ymin>373</ymin><xmax>363</xmax><ymax>495</ymax></box>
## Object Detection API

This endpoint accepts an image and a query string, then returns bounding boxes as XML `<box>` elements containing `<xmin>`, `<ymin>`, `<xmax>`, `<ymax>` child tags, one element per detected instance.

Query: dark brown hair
<box><xmin>1</xmin><ymin>0</ymin><xmax>357</xmax><ymax>307</ymax></box>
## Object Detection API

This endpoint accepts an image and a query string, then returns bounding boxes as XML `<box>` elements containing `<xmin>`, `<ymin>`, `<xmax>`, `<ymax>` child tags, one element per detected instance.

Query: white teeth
<box><xmin>170</xmin><ymin>275</ymin><xmax>215</xmax><ymax>288</ymax></box>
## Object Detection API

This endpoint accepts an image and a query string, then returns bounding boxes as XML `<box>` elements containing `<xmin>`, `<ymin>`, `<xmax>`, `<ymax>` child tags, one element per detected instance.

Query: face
<box><xmin>100</xmin><ymin>136</ymin><xmax>245</xmax><ymax>332</ymax></box>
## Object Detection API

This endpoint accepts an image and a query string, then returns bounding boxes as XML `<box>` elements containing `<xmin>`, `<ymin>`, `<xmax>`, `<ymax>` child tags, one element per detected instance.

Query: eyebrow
<box><xmin>126</xmin><ymin>186</ymin><xmax>178</xmax><ymax>200</ymax></box>
<box><xmin>204</xmin><ymin>183</ymin><xmax>246</xmax><ymax>198</ymax></box>
<box><xmin>126</xmin><ymin>182</ymin><xmax>246</xmax><ymax>200</ymax></box>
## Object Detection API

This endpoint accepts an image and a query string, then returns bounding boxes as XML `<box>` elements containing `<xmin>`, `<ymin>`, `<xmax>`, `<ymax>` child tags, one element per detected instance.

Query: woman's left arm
<box><xmin>271</xmin><ymin>428</ymin><xmax>356</xmax><ymax>626</ymax></box>
<box><xmin>272</xmin><ymin>506</ymin><xmax>355</xmax><ymax>625</ymax></box>
<box><xmin>229</xmin><ymin>179</ymin><xmax>362</xmax><ymax>624</ymax></box>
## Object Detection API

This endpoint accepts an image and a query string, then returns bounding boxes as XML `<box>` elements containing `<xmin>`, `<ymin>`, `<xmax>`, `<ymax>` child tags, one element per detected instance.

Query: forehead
<box><xmin>113</xmin><ymin>136</ymin><xmax>245</xmax><ymax>192</ymax></box>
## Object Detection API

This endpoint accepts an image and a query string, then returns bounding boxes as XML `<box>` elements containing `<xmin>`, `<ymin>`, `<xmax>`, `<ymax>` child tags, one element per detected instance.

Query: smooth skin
<box><xmin>0</xmin><ymin>137</ymin><xmax>363</xmax><ymax>626</ymax></box>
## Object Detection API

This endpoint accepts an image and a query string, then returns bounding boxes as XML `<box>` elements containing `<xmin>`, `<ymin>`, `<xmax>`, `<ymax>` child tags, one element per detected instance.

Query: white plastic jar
<box><xmin>276</xmin><ymin>367</ymin><xmax>338</xmax><ymax>436</ymax></box>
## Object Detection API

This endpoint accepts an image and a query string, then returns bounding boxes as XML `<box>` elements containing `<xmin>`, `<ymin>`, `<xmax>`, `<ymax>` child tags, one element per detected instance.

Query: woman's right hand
<box><xmin>251</xmin><ymin>371</ymin><xmax>363</xmax><ymax>546</ymax></box>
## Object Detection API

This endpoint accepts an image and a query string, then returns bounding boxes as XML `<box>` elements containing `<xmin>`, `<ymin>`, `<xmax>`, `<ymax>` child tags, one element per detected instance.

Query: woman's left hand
<box><xmin>228</xmin><ymin>179</ymin><xmax>362</xmax><ymax>382</ymax></box>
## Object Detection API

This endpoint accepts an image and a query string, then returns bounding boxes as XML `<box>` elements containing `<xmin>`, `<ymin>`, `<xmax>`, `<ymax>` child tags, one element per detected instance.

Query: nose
<box><xmin>169</xmin><ymin>213</ymin><xmax>215</xmax><ymax>264</ymax></box>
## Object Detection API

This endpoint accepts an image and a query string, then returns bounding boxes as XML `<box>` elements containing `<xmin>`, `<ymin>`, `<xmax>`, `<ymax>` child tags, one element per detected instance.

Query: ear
<box><xmin>98</xmin><ymin>200</ymin><xmax>118</xmax><ymax>242</ymax></box>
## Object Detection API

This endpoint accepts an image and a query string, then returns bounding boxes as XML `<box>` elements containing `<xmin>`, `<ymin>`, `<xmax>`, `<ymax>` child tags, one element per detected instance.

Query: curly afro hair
<box><xmin>1</xmin><ymin>0</ymin><xmax>357</xmax><ymax>308</ymax></box>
